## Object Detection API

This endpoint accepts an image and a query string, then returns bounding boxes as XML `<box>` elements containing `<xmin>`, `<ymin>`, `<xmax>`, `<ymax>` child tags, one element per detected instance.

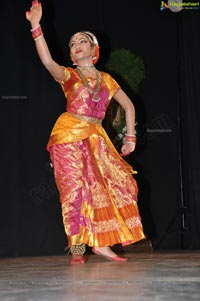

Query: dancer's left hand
<box><xmin>120</xmin><ymin>142</ymin><xmax>135</xmax><ymax>156</ymax></box>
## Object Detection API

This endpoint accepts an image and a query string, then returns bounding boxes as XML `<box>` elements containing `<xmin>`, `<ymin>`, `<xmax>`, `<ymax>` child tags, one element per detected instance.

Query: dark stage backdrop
<box><xmin>1</xmin><ymin>1</ymin><xmax>200</xmax><ymax>257</ymax></box>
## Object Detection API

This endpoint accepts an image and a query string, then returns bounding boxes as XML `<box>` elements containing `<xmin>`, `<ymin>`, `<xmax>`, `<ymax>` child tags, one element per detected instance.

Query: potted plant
<box><xmin>103</xmin><ymin>48</ymin><xmax>145</xmax><ymax>149</ymax></box>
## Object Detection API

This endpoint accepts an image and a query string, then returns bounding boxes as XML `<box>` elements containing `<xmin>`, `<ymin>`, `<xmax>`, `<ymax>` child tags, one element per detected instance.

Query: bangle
<box><xmin>125</xmin><ymin>133</ymin><xmax>136</xmax><ymax>137</ymax></box>
<box><xmin>126</xmin><ymin>140</ymin><xmax>136</xmax><ymax>144</ymax></box>
<box><xmin>126</xmin><ymin>136</ymin><xmax>136</xmax><ymax>141</ymax></box>
<box><xmin>31</xmin><ymin>25</ymin><xmax>43</xmax><ymax>40</ymax></box>
<box><xmin>126</xmin><ymin>141</ymin><xmax>135</xmax><ymax>144</ymax></box>
<box><xmin>30</xmin><ymin>24</ymin><xmax>41</xmax><ymax>32</ymax></box>
<box><xmin>125</xmin><ymin>135</ymin><xmax>136</xmax><ymax>144</ymax></box>
<box><xmin>34</xmin><ymin>35</ymin><xmax>43</xmax><ymax>41</ymax></box>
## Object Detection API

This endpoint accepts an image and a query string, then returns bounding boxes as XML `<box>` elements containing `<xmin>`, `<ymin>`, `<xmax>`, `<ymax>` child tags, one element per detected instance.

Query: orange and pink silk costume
<box><xmin>47</xmin><ymin>67</ymin><xmax>145</xmax><ymax>247</ymax></box>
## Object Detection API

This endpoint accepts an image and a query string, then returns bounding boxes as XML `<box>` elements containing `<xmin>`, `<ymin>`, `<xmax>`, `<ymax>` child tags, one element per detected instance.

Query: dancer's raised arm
<box><xmin>26</xmin><ymin>0</ymin><xmax>65</xmax><ymax>81</ymax></box>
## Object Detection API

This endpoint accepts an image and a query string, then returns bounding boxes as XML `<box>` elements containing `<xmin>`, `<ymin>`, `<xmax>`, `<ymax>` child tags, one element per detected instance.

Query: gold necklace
<box><xmin>76</xmin><ymin>66</ymin><xmax>101</xmax><ymax>102</ymax></box>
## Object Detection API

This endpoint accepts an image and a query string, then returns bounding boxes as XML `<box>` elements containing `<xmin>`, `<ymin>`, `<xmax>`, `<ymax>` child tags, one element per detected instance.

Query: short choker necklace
<box><xmin>79</xmin><ymin>65</ymin><xmax>94</xmax><ymax>68</ymax></box>
<box><xmin>78</xmin><ymin>65</ymin><xmax>95</xmax><ymax>72</ymax></box>
<box><xmin>76</xmin><ymin>66</ymin><xmax>101</xmax><ymax>102</ymax></box>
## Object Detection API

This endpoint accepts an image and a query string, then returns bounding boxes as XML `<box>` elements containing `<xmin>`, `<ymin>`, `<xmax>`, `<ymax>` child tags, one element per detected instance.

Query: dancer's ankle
<box><xmin>72</xmin><ymin>254</ymin><xmax>83</xmax><ymax>258</ymax></box>
<box><xmin>70</xmin><ymin>243</ymin><xmax>86</xmax><ymax>257</ymax></box>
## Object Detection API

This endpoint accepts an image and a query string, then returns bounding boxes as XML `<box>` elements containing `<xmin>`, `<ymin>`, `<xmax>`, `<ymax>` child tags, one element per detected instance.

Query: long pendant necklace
<box><xmin>76</xmin><ymin>66</ymin><xmax>101</xmax><ymax>102</ymax></box>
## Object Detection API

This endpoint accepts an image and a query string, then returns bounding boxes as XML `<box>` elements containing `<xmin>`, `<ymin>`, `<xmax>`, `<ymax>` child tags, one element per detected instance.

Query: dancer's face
<box><xmin>69</xmin><ymin>33</ymin><xmax>94</xmax><ymax>64</ymax></box>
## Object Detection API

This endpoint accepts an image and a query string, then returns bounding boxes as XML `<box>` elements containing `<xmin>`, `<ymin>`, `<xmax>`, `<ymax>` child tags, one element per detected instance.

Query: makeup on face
<box><xmin>69</xmin><ymin>35</ymin><xmax>90</xmax><ymax>49</ymax></box>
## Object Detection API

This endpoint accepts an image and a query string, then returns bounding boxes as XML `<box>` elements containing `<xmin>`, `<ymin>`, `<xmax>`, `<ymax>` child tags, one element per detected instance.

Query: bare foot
<box><xmin>93</xmin><ymin>246</ymin><xmax>118</xmax><ymax>257</ymax></box>
<box><xmin>92</xmin><ymin>246</ymin><xmax>128</xmax><ymax>262</ymax></box>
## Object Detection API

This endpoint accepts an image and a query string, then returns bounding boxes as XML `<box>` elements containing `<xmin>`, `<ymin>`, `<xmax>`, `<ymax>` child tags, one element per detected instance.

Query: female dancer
<box><xmin>26</xmin><ymin>0</ymin><xmax>146</xmax><ymax>264</ymax></box>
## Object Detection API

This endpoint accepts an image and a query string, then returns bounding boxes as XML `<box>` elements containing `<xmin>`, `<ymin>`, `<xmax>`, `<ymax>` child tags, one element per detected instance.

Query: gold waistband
<box><xmin>70</xmin><ymin>112</ymin><xmax>102</xmax><ymax>124</ymax></box>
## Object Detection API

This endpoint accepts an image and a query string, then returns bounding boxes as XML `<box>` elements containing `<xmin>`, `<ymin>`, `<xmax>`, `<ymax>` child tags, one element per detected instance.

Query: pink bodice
<box><xmin>59</xmin><ymin>67</ymin><xmax>120</xmax><ymax>120</ymax></box>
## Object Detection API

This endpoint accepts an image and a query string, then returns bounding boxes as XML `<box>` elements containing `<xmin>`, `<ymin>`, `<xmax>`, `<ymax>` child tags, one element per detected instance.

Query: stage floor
<box><xmin>0</xmin><ymin>242</ymin><xmax>200</xmax><ymax>301</ymax></box>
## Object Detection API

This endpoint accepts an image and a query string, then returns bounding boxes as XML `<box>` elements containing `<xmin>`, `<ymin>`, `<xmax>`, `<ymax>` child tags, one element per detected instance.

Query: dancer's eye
<box><xmin>70</xmin><ymin>38</ymin><xmax>89</xmax><ymax>48</ymax></box>
<box><xmin>79</xmin><ymin>38</ymin><xmax>88</xmax><ymax>44</ymax></box>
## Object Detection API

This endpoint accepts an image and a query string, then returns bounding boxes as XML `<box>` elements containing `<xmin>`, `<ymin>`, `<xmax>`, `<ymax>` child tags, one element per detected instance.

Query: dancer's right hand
<box><xmin>25</xmin><ymin>0</ymin><xmax>42</xmax><ymax>27</ymax></box>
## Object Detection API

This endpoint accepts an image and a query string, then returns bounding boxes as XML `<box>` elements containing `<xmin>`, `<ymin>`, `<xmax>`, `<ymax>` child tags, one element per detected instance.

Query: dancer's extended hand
<box><xmin>120</xmin><ymin>142</ymin><xmax>135</xmax><ymax>156</ymax></box>
<box><xmin>25</xmin><ymin>0</ymin><xmax>42</xmax><ymax>27</ymax></box>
